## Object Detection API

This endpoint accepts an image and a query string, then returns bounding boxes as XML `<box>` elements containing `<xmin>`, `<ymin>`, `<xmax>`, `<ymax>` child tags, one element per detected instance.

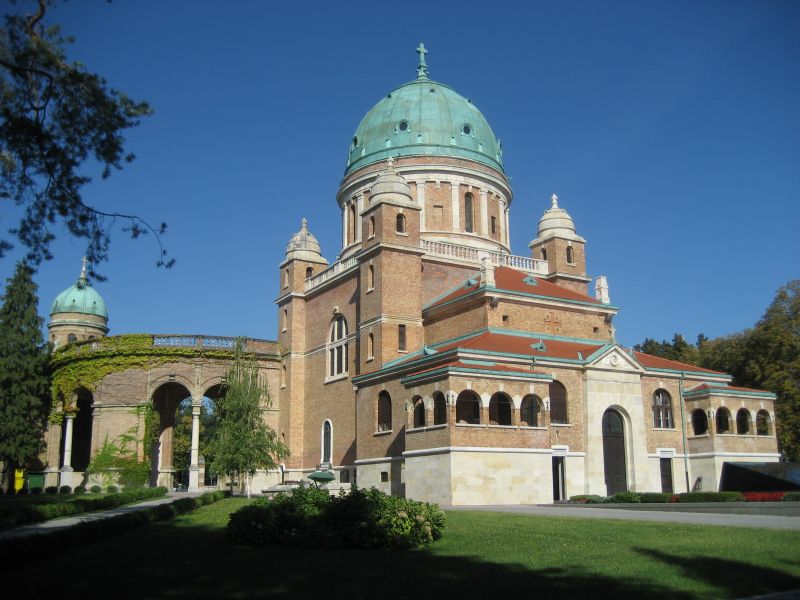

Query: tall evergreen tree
<box><xmin>0</xmin><ymin>261</ymin><xmax>50</xmax><ymax>492</ymax></box>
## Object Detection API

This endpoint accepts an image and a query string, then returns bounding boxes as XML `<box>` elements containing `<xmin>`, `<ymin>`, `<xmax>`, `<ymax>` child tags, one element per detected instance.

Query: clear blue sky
<box><xmin>2</xmin><ymin>0</ymin><xmax>798</xmax><ymax>349</ymax></box>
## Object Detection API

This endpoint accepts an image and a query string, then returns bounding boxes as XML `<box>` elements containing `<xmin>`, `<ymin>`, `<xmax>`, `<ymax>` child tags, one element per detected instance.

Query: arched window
<box><xmin>691</xmin><ymin>409</ymin><xmax>708</xmax><ymax>435</ymax></box>
<box><xmin>736</xmin><ymin>409</ymin><xmax>751</xmax><ymax>434</ymax></box>
<box><xmin>716</xmin><ymin>407</ymin><xmax>732</xmax><ymax>433</ymax></box>
<box><xmin>412</xmin><ymin>396</ymin><xmax>425</xmax><ymax>428</ymax></box>
<box><xmin>67</xmin><ymin>333</ymin><xmax>78</xmax><ymax>343</ymax></box>
<box><xmin>489</xmin><ymin>392</ymin><xmax>512</xmax><ymax>425</ymax></box>
<box><xmin>652</xmin><ymin>389</ymin><xmax>673</xmax><ymax>428</ymax></box>
<box><xmin>282</xmin><ymin>308</ymin><xmax>288</xmax><ymax>332</ymax></box>
<box><xmin>369</xmin><ymin>216</ymin><xmax>375</xmax><ymax>238</ymax></box>
<box><xmin>349</xmin><ymin>204</ymin><xmax>356</xmax><ymax>243</ymax></box>
<box><xmin>464</xmin><ymin>193</ymin><xmax>474</xmax><ymax>233</ymax></box>
<box><xmin>367</xmin><ymin>333</ymin><xmax>374</xmax><ymax>360</ymax></box>
<box><xmin>281</xmin><ymin>364</ymin><xmax>287</xmax><ymax>387</ymax></box>
<box><xmin>433</xmin><ymin>392</ymin><xmax>447</xmax><ymax>425</ymax></box>
<box><xmin>491</xmin><ymin>215</ymin><xmax>497</xmax><ymax>235</ymax></box>
<box><xmin>328</xmin><ymin>316</ymin><xmax>348</xmax><ymax>378</ymax></box>
<box><xmin>455</xmin><ymin>390</ymin><xmax>480</xmax><ymax>424</ymax></box>
<box><xmin>305</xmin><ymin>267</ymin><xmax>314</xmax><ymax>279</ymax></box>
<box><xmin>322</xmin><ymin>420</ymin><xmax>332</xmax><ymax>464</ymax></box>
<box><xmin>541</xmin><ymin>248</ymin><xmax>547</xmax><ymax>261</ymax></box>
<box><xmin>368</xmin><ymin>265</ymin><xmax>375</xmax><ymax>290</ymax></box>
<box><xmin>521</xmin><ymin>394</ymin><xmax>542</xmax><ymax>427</ymax></box>
<box><xmin>396</xmin><ymin>213</ymin><xmax>406</xmax><ymax>234</ymax></box>
<box><xmin>566</xmin><ymin>246</ymin><xmax>575</xmax><ymax>264</ymax></box>
<box><xmin>378</xmin><ymin>391</ymin><xmax>392</xmax><ymax>432</ymax></box>
<box><xmin>549</xmin><ymin>381</ymin><xmax>568</xmax><ymax>424</ymax></box>
<box><xmin>284</xmin><ymin>268</ymin><xmax>289</xmax><ymax>288</ymax></box>
<box><xmin>756</xmin><ymin>410</ymin><xmax>771</xmax><ymax>436</ymax></box>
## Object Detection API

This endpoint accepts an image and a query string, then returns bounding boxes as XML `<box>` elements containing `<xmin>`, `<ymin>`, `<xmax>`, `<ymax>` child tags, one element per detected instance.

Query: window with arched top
<box><xmin>455</xmin><ymin>390</ymin><xmax>480</xmax><ymax>424</ymax></box>
<box><xmin>433</xmin><ymin>392</ymin><xmax>447</xmax><ymax>425</ymax></box>
<box><xmin>327</xmin><ymin>316</ymin><xmax>348</xmax><ymax>378</ymax></box>
<box><xmin>521</xmin><ymin>394</ymin><xmax>542</xmax><ymax>427</ymax></box>
<box><xmin>368</xmin><ymin>264</ymin><xmax>375</xmax><ymax>290</ymax></box>
<box><xmin>541</xmin><ymin>248</ymin><xmax>547</xmax><ymax>261</ymax></box>
<box><xmin>282</xmin><ymin>308</ymin><xmax>288</xmax><ymax>332</ymax></box>
<box><xmin>281</xmin><ymin>364</ymin><xmax>287</xmax><ymax>387</ymax></box>
<box><xmin>691</xmin><ymin>409</ymin><xmax>708</xmax><ymax>435</ymax></box>
<box><xmin>489</xmin><ymin>392</ymin><xmax>512</xmax><ymax>425</ymax></box>
<box><xmin>549</xmin><ymin>381</ymin><xmax>568</xmax><ymax>424</ymax></box>
<box><xmin>367</xmin><ymin>333</ymin><xmax>374</xmax><ymax>360</ymax></box>
<box><xmin>412</xmin><ymin>396</ymin><xmax>425</xmax><ymax>428</ymax></box>
<box><xmin>67</xmin><ymin>333</ymin><xmax>78</xmax><ymax>343</ymax></box>
<box><xmin>756</xmin><ymin>410</ymin><xmax>771</xmax><ymax>436</ymax></box>
<box><xmin>322</xmin><ymin>420</ymin><xmax>332</xmax><ymax>464</ymax></box>
<box><xmin>716</xmin><ymin>407</ymin><xmax>732</xmax><ymax>433</ymax></box>
<box><xmin>396</xmin><ymin>213</ymin><xmax>406</xmax><ymax>234</ymax></box>
<box><xmin>566</xmin><ymin>246</ymin><xmax>575</xmax><ymax>264</ymax></box>
<box><xmin>349</xmin><ymin>204</ymin><xmax>356</xmax><ymax>243</ymax></box>
<box><xmin>652</xmin><ymin>389</ymin><xmax>673</xmax><ymax>429</ymax></box>
<box><xmin>369</xmin><ymin>216</ymin><xmax>375</xmax><ymax>238</ymax></box>
<box><xmin>464</xmin><ymin>193</ymin><xmax>474</xmax><ymax>233</ymax></box>
<box><xmin>305</xmin><ymin>267</ymin><xmax>314</xmax><ymax>279</ymax></box>
<box><xmin>284</xmin><ymin>268</ymin><xmax>289</xmax><ymax>288</ymax></box>
<box><xmin>736</xmin><ymin>409</ymin><xmax>751</xmax><ymax>435</ymax></box>
<box><xmin>378</xmin><ymin>391</ymin><xmax>392</xmax><ymax>432</ymax></box>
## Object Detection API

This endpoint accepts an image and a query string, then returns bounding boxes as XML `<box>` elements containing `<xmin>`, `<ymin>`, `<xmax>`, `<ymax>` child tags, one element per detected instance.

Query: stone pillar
<box><xmin>504</xmin><ymin>203</ymin><xmax>511</xmax><ymax>247</ymax></box>
<box><xmin>450</xmin><ymin>181</ymin><xmax>460</xmax><ymax>230</ymax></box>
<box><xmin>59</xmin><ymin>414</ymin><xmax>75</xmax><ymax>488</ymax></box>
<box><xmin>480</xmin><ymin>189</ymin><xmax>488</xmax><ymax>235</ymax></box>
<box><xmin>342</xmin><ymin>206</ymin><xmax>347</xmax><ymax>248</ymax></box>
<box><xmin>356</xmin><ymin>194</ymin><xmax>364</xmax><ymax>241</ymax></box>
<box><xmin>416</xmin><ymin>181</ymin><xmax>426</xmax><ymax>231</ymax></box>
<box><xmin>188</xmin><ymin>402</ymin><xmax>201</xmax><ymax>491</ymax></box>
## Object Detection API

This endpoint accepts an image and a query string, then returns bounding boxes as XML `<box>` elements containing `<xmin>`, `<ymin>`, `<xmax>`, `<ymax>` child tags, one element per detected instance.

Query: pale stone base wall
<box><xmin>405</xmin><ymin>451</ymin><xmax>452</xmax><ymax>505</ymax></box>
<box><xmin>355</xmin><ymin>459</ymin><xmax>400</xmax><ymax>496</ymax></box>
<box><xmin>689</xmin><ymin>453</ymin><xmax>781</xmax><ymax>492</ymax></box>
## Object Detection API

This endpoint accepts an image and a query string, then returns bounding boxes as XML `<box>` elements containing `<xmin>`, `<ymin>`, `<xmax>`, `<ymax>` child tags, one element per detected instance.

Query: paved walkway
<box><xmin>444</xmin><ymin>504</ymin><xmax>800</xmax><ymax>530</ymax></box>
<box><xmin>0</xmin><ymin>491</ymin><xmax>204</xmax><ymax>540</ymax></box>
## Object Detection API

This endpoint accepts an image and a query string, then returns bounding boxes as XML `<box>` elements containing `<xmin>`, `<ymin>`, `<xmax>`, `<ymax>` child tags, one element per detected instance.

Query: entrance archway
<box><xmin>602</xmin><ymin>409</ymin><xmax>627</xmax><ymax>495</ymax></box>
<box><xmin>151</xmin><ymin>382</ymin><xmax>192</xmax><ymax>488</ymax></box>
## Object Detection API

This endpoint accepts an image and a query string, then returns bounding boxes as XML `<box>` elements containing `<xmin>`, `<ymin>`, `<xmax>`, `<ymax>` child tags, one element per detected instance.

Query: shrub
<box><xmin>74</xmin><ymin>486</ymin><xmax>87</xmax><ymax>496</ymax></box>
<box><xmin>228</xmin><ymin>485</ymin><xmax>445</xmax><ymax>550</ymax></box>
<box><xmin>90</xmin><ymin>485</ymin><xmax>102</xmax><ymax>494</ymax></box>
<box><xmin>569</xmin><ymin>495</ymin><xmax>606</xmax><ymax>504</ymax></box>
<box><xmin>784</xmin><ymin>491</ymin><xmax>800</xmax><ymax>502</ymax></box>
<box><xmin>16</xmin><ymin>488</ymin><xmax>29</xmax><ymax>496</ymax></box>
<box><xmin>607</xmin><ymin>491</ymin><xmax>641</xmax><ymax>504</ymax></box>
<box><xmin>58</xmin><ymin>485</ymin><xmax>72</xmax><ymax>495</ymax></box>
<box><xmin>677</xmin><ymin>492</ymin><xmax>743</xmax><ymax>503</ymax></box>
<box><xmin>743</xmin><ymin>491</ymin><xmax>785</xmax><ymax>502</ymax></box>
<box><xmin>30</xmin><ymin>487</ymin><xmax>43</xmax><ymax>496</ymax></box>
<box><xmin>44</xmin><ymin>486</ymin><xmax>58</xmax><ymax>495</ymax></box>
<box><xmin>106</xmin><ymin>485</ymin><xmax>118</xmax><ymax>494</ymax></box>
<box><xmin>640</xmin><ymin>492</ymin><xmax>672</xmax><ymax>503</ymax></box>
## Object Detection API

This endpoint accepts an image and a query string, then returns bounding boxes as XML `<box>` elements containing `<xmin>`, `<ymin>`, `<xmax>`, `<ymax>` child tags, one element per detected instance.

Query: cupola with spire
<box><xmin>528</xmin><ymin>194</ymin><xmax>591</xmax><ymax>294</ymax></box>
<box><xmin>280</xmin><ymin>218</ymin><xmax>329</xmax><ymax>294</ymax></box>
<box><xmin>48</xmin><ymin>257</ymin><xmax>109</xmax><ymax>347</ymax></box>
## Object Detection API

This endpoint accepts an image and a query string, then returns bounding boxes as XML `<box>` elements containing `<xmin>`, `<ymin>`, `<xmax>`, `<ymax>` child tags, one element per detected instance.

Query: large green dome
<box><xmin>345</xmin><ymin>44</ymin><xmax>504</xmax><ymax>176</ymax></box>
<box><xmin>51</xmin><ymin>264</ymin><xmax>107</xmax><ymax>318</ymax></box>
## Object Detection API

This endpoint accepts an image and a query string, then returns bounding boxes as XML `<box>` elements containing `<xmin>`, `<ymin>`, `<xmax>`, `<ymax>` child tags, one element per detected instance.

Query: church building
<box><xmin>44</xmin><ymin>46</ymin><xmax>779</xmax><ymax>504</ymax></box>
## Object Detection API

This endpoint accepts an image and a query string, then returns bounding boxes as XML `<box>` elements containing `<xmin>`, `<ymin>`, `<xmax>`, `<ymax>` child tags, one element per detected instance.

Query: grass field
<box><xmin>10</xmin><ymin>498</ymin><xmax>800</xmax><ymax>599</ymax></box>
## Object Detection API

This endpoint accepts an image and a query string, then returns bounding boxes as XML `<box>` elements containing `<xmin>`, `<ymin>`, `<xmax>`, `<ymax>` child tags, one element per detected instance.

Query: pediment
<box><xmin>587</xmin><ymin>345</ymin><xmax>643</xmax><ymax>372</ymax></box>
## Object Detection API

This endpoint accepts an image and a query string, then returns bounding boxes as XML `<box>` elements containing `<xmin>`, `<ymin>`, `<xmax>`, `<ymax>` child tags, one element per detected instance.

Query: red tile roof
<box><xmin>425</xmin><ymin>266</ymin><xmax>603</xmax><ymax>311</ymax></box>
<box><xmin>688</xmin><ymin>382</ymin><xmax>770</xmax><ymax>394</ymax></box>
<box><xmin>405</xmin><ymin>358</ymin><xmax>546</xmax><ymax>379</ymax></box>
<box><xmin>633</xmin><ymin>352</ymin><xmax>723</xmax><ymax>374</ymax></box>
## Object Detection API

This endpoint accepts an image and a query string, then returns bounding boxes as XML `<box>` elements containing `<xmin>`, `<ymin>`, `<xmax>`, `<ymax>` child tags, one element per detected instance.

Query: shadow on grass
<box><xmin>6</xmin><ymin>519</ymin><xmax>695</xmax><ymax>600</ymax></box>
<box><xmin>634</xmin><ymin>548</ymin><xmax>800</xmax><ymax>598</ymax></box>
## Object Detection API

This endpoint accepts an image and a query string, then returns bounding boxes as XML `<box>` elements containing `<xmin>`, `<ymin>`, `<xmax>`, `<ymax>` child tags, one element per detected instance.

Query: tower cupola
<box><xmin>48</xmin><ymin>257</ymin><xmax>109</xmax><ymax>347</ymax></box>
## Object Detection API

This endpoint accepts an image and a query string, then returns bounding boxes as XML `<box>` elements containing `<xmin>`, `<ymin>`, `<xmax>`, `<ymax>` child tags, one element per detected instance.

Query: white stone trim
<box><xmin>354</xmin><ymin>456</ymin><xmax>403</xmax><ymax>465</ymax></box>
<box><xmin>402</xmin><ymin>446</ymin><xmax>563</xmax><ymax>457</ymax></box>
<box><xmin>687</xmin><ymin>452</ymin><xmax>781</xmax><ymax>459</ymax></box>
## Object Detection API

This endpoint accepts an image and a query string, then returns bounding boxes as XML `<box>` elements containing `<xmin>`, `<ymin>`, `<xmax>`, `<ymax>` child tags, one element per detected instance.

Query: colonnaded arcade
<box><xmin>42</xmin><ymin>46</ymin><xmax>779</xmax><ymax>503</ymax></box>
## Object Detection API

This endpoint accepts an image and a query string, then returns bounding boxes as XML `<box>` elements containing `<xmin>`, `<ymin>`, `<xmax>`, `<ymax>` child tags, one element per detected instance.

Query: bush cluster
<box><xmin>228</xmin><ymin>485</ymin><xmax>445</xmax><ymax>550</ymax></box>
<box><xmin>0</xmin><ymin>486</ymin><xmax>168</xmax><ymax>529</ymax></box>
<box><xmin>784</xmin><ymin>491</ymin><xmax>800</xmax><ymax>502</ymax></box>
<box><xmin>0</xmin><ymin>490</ymin><xmax>224</xmax><ymax>569</ymax></box>
<box><xmin>676</xmin><ymin>492</ymin><xmax>743</xmax><ymax>503</ymax></box>
<box><xmin>90</xmin><ymin>485</ymin><xmax>103</xmax><ymax>494</ymax></box>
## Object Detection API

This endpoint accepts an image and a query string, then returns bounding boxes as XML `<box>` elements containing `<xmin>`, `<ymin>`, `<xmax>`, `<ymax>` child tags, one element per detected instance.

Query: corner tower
<box><xmin>48</xmin><ymin>257</ymin><xmax>109</xmax><ymax>347</ymax></box>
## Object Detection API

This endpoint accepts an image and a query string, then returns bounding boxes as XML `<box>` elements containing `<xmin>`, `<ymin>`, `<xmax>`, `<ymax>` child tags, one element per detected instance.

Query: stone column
<box><xmin>480</xmin><ymin>189</ymin><xmax>489</xmax><ymax>235</ymax></box>
<box><xmin>188</xmin><ymin>402</ymin><xmax>201</xmax><ymax>491</ymax></box>
<box><xmin>450</xmin><ymin>181</ymin><xmax>460</xmax><ymax>230</ymax></box>
<box><xmin>59</xmin><ymin>414</ymin><xmax>75</xmax><ymax>488</ymax></box>
<box><xmin>356</xmin><ymin>194</ymin><xmax>364</xmax><ymax>241</ymax></box>
<box><xmin>504</xmin><ymin>202</ymin><xmax>511</xmax><ymax>247</ymax></box>
<box><xmin>342</xmin><ymin>206</ymin><xmax>348</xmax><ymax>248</ymax></box>
<box><xmin>416</xmin><ymin>181</ymin><xmax>426</xmax><ymax>231</ymax></box>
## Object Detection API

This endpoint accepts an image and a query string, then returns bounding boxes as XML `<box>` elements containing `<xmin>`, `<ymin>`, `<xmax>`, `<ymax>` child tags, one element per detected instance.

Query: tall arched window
<box><xmin>281</xmin><ymin>364</ymin><xmax>287</xmax><ymax>387</ymax></box>
<box><xmin>464</xmin><ymin>193</ymin><xmax>474</xmax><ymax>233</ymax></box>
<box><xmin>412</xmin><ymin>396</ymin><xmax>425</xmax><ymax>429</ymax></box>
<box><xmin>378</xmin><ymin>391</ymin><xmax>392</xmax><ymax>431</ymax></box>
<box><xmin>455</xmin><ymin>390</ymin><xmax>480</xmax><ymax>424</ymax></box>
<box><xmin>282</xmin><ymin>308</ymin><xmax>288</xmax><ymax>332</ymax></box>
<box><xmin>521</xmin><ymin>394</ymin><xmax>542</xmax><ymax>427</ymax></box>
<box><xmin>566</xmin><ymin>246</ymin><xmax>575</xmax><ymax>264</ymax></box>
<box><xmin>549</xmin><ymin>381</ymin><xmax>568</xmax><ymax>424</ymax></box>
<box><xmin>322</xmin><ymin>420</ymin><xmax>332</xmax><ymax>464</ymax></box>
<box><xmin>367</xmin><ymin>333</ymin><xmax>374</xmax><ymax>360</ymax></box>
<box><xmin>284</xmin><ymin>268</ymin><xmax>289</xmax><ymax>288</ymax></box>
<box><xmin>305</xmin><ymin>267</ymin><xmax>314</xmax><ymax>279</ymax></box>
<box><xmin>67</xmin><ymin>333</ymin><xmax>78</xmax><ymax>343</ymax></box>
<box><xmin>716</xmin><ymin>407</ymin><xmax>732</xmax><ymax>433</ymax></box>
<box><xmin>328</xmin><ymin>315</ymin><xmax>348</xmax><ymax>378</ymax></box>
<box><xmin>489</xmin><ymin>392</ymin><xmax>512</xmax><ymax>425</ymax></box>
<box><xmin>652</xmin><ymin>389</ymin><xmax>673</xmax><ymax>428</ymax></box>
<box><xmin>691</xmin><ymin>409</ymin><xmax>708</xmax><ymax>435</ymax></box>
<box><xmin>368</xmin><ymin>265</ymin><xmax>375</xmax><ymax>290</ymax></box>
<box><xmin>369</xmin><ymin>216</ymin><xmax>375</xmax><ymax>238</ymax></box>
<box><xmin>433</xmin><ymin>392</ymin><xmax>447</xmax><ymax>425</ymax></box>
<box><xmin>349</xmin><ymin>204</ymin><xmax>356</xmax><ymax>243</ymax></box>
<box><xmin>756</xmin><ymin>410</ymin><xmax>771</xmax><ymax>436</ymax></box>
<box><xmin>736</xmin><ymin>409</ymin><xmax>751</xmax><ymax>434</ymax></box>
<box><xmin>541</xmin><ymin>248</ymin><xmax>547</xmax><ymax>261</ymax></box>
<box><xmin>396</xmin><ymin>213</ymin><xmax>406</xmax><ymax>234</ymax></box>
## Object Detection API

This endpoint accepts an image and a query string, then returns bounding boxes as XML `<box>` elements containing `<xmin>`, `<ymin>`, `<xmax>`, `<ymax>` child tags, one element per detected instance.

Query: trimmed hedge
<box><xmin>0</xmin><ymin>486</ymin><xmax>168</xmax><ymax>529</ymax></box>
<box><xmin>677</xmin><ymin>492</ymin><xmax>743</xmax><ymax>503</ymax></box>
<box><xmin>0</xmin><ymin>490</ymin><xmax>224</xmax><ymax>569</ymax></box>
<box><xmin>228</xmin><ymin>485</ymin><xmax>445</xmax><ymax>550</ymax></box>
<box><xmin>607</xmin><ymin>491</ymin><xmax>641</xmax><ymax>504</ymax></box>
<box><xmin>783</xmin><ymin>492</ymin><xmax>800</xmax><ymax>502</ymax></box>
<box><xmin>639</xmin><ymin>492</ymin><xmax>673</xmax><ymax>503</ymax></box>
<box><xmin>568</xmin><ymin>495</ymin><xmax>605</xmax><ymax>504</ymax></box>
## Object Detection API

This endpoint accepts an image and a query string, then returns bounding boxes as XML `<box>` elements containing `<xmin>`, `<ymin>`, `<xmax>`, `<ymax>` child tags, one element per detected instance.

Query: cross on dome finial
<box><xmin>416</xmin><ymin>42</ymin><xmax>429</xmax><ymax>79</ymax></box>
<box><xmin>301</xmin><ymin>217</ymin><xmax>308</xmax><ymax>230</ymax></box>
<box><xmin>550</xmin><ymin>193</ymin><xmax>559</xmax><ymax>208</ymax></box>
<box><xmin>80</xmin><ymin>256</ymin><xmax>88</xmax><ymax>279</ymax></box>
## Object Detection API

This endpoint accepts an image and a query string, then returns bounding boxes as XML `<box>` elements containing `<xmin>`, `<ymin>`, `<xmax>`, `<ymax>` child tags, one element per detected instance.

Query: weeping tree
<box><xmin>209</xmin><ymin>340</ymin><xmax>288</xmax><ymax>497</ymax></box>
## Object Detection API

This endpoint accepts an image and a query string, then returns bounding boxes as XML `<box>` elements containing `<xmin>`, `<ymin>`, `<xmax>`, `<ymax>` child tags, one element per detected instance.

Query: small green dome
<box><xmin>51</xmin><ymin>261</ymin><xmax>108</xmax><ymax>318</ymax></box>
<box><xmin>345</xmin><ymin>44</ymin><xmax>504</xmax><ymax>176</ymax></box>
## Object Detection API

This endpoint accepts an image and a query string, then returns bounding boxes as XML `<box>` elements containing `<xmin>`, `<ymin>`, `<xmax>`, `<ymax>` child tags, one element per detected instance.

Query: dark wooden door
<box><xmin>602</xmin><ymin>409</ymin><xmax>627</xmax><ymax>495</ymax></box>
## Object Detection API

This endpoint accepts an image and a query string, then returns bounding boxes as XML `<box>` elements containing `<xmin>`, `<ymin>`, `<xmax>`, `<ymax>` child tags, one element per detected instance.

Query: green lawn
<box><xmin>8</xmin><ymin>498</ymin><xmax>800</xmax><ymax>599</ymax></box>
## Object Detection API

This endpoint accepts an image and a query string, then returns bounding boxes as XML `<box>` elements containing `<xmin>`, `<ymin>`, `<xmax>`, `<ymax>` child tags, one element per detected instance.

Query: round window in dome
<box><xmin>462</xmin><ymin>124</ymin><xmax>472</xmax><ymax>135</ymax></box>
<box><xmin>398</xmin><ymin>120</ymin><xmax>408</xmax><ymax>132</ymax></box>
